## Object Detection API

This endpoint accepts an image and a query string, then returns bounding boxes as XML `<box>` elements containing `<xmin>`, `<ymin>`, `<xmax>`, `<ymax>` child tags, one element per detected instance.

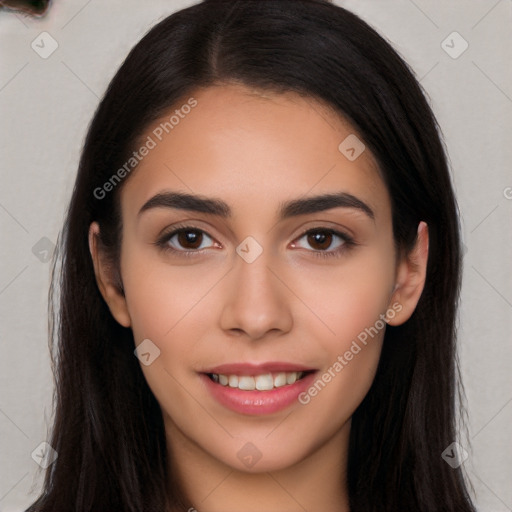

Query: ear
<box><xmin>387</xmin><ymin>221</ymin><xmax>429</xmax><ymax>326</ymax></box>
<box><xmin>88</xmin><ymin>222</ymin><xmax>131</xmax><ymax>328</ymax></box>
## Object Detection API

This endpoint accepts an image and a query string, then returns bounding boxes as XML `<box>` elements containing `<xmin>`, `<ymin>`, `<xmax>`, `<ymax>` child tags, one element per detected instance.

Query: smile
<box><xmin>201</xmin><ymin>364</ymin><xmax>318</xmax><ymax>415</ymax></box>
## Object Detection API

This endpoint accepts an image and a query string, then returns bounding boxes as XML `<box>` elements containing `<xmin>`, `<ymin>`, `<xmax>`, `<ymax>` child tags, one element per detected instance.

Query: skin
<box><xmin>89</xmin><ymin>83</ymin><xmax>428</xmax><ymax>512</ymax></box>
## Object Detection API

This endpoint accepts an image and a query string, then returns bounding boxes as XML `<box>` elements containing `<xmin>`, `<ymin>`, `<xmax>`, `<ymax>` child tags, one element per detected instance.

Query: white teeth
<box><xmin>238</xmin><ymin>376</ymin><xmax>256</xmax><ymax>390</ymax></box>
<box><xmin>274</xmin><ymin>372</ymin><xmax>287</xmax><ymax>388</ymax></box>
<box><xmin>286</xmin><ymin>372</ymin><xmax>298</xmax><ymax>385</ymax></box>
<box><xmin>211</xmin><ymin>371</ymin><xmax>306</xmax><ymax>390</ymax></box>
<box><xmin>255</xmin><ymin>373</ymin><xmax>274</xmax><ymax>391</ymax></box>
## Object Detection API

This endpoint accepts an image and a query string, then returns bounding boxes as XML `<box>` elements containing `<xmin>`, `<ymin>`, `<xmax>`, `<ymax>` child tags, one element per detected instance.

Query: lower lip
<box><xmin>200</xmin><ymin>372</ymin><xmax>317</xmax><ymax>415</ymax></box>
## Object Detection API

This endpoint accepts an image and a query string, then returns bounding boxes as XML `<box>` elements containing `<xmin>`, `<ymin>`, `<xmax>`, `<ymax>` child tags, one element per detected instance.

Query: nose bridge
<box><xmin>219</xmin><ymin>239</ymin><xmax>293</xmax><ymax>338</ymax></box>
<box><xmin>235</xmin><ymin>248</ymin><xmax>274</xmax><ymax>298</ymax></box>
<box><xmin>233</xmin><ymin>234</ymin><xmax>276</xmax><ymax>294</ymax></box>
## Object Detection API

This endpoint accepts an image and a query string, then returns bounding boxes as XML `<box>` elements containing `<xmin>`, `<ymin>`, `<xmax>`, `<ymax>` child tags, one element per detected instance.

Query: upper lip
<box><xmin>202</xmin><ymin>362</ymin><xmax>317</xmax><ymax>375</ymax></box>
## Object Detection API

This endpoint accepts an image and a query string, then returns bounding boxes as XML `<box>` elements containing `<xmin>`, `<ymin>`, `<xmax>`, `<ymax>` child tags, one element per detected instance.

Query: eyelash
<box><xmin>154</xmin><ymin>223</ymin><xmax>355</xmax><ymax>259</ymax></box>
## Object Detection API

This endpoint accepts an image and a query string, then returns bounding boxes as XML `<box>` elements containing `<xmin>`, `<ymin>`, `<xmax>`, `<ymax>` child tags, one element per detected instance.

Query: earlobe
<box><xmin>88</xmin><ymin>222</ymin><xmax>132</xmax><ymax>328</ymax></box>
<box><xmin>387</xmin><ymin>221</ymin><xmax>429</xmax><ymax>326</ymax></box>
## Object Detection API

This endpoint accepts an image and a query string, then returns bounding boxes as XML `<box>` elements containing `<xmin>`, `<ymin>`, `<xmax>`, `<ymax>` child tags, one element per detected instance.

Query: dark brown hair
<box><xmin>28</xmin><ymin>0</ymin><xmax>475</xmax><ymax>510</ymax></box>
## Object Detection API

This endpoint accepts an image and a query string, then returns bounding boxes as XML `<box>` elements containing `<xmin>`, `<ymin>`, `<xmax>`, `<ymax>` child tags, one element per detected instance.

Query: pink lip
<box><xmin>200</xmin><ymin>370</ymin><xmax>317</xmax><ymax>415</ymax></box>
<box><xmin>202</xmin><ymin>362</ymin><xmax>316</xmax><ymax>375</ymax></box>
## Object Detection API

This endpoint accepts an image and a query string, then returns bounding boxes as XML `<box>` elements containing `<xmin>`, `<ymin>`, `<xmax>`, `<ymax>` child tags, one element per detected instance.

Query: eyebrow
<box><xmin>138</xmin><ymin>191</ymin><xmax>375</xmax><ymax>220</ymax></box>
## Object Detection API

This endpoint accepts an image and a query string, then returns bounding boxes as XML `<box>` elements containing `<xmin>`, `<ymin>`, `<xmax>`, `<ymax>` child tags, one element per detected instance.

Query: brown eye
<box><xmin>176</xmin><ymin>229</ymin><xmax>204</xmax><ymax>249</ymax></box>
<box><xmin>292</xmin><ymin>228</ymin><xmax>351</xmax><ymax>256</ymax></box>
<box><xmin>160</xmin><ymin>228</ymin><xmax>216</xmax><ymax>252</ymax></box>
<box><xmin>307</xmin><ymin>231</ymin><xmax>333</xmax><ymax>250</ymax></box>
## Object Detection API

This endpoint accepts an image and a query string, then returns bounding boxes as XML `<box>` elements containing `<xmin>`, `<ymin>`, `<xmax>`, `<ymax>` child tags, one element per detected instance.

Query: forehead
<box><xmin>120</xmin><ymin>84</ymin><xmax>389</xmax><ymax>221</ymax></box>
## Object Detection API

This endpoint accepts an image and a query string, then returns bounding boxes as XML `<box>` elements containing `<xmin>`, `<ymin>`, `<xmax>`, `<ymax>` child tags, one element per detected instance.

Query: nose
<box><xmin>219</xmin><ymin>249</ymin><xmax>293</xmax><ymax>340</ymax></box>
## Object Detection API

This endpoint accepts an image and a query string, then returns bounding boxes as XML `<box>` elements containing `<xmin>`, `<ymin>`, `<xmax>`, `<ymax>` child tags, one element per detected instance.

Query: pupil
<box><xmin>178</xmin><ymin>230</ymin><xmax>202</xmax><ymax>249</ymax></box>
<box><xmin>308</xmin><ymin>231</ymin><xmax>331</xmax><ymax>250</ymax></box>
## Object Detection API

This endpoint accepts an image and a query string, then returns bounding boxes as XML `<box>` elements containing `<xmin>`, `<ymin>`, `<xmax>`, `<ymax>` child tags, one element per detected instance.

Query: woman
<box><xmin>27</xmin><ymin>0</ymin><xmax>476</xmax><ymax>510</ymax></box>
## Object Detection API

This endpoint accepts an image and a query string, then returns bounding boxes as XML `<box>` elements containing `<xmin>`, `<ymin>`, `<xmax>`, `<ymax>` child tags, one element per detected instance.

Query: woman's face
<box><xmin>93</xmin><ymin>84</ymin><xmax>419</xmax><ymax>475</ymax></box>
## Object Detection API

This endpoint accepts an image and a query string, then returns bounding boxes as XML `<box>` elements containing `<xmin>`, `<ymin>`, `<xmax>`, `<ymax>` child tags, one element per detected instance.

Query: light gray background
<box><xmin>1</xmin><ymin>1</ymin><xmax>511</xmax><ymax>511</ymax></box>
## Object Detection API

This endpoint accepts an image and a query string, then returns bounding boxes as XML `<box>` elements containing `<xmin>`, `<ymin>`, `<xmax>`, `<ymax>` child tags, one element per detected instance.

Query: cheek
<box><xmin>120</xmin><ymin>248</ymin><xmax>227</xmax><ymax>342</ymax></box>
<box><xmin>287</xmin><ymin>249</ymin><xmax>395</xmax><ymax>413</ymax></box>
<box><xmin>290</xmin><ymin>248</ymin><xmax>396</xmax><ymax>342</ymax></box>
<box><xmin>119</xmin><ymin>249</ymin><xmax>224</xmax><ymax>427</ymax></box>
<box><xmin>119</xmin><ymin>248</ymin><xmax>226</xmax><ymax>408</ymax></box>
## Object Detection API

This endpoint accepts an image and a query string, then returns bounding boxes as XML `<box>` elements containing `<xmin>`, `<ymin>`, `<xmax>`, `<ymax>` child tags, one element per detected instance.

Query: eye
<box><xmin>157</xmin><ymin>226</ymin><xmax>217</xmax><ymax>252</ymax></box>
<box><xmin>155</xmin><ymin>225</ymin><xmax>354</xmax><ymax>258</ymax></box>
<box><xmin>291</xmin><ymin>228</ymin><xmax>353</xmax><ymax>256</ymax></box>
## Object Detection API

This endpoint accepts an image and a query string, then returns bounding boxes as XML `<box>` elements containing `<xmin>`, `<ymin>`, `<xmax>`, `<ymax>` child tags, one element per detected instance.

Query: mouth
<box><xmin>200</xmin><ymin>363</ymin><xmax>318</xmax><ymax>415</ymax></box>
